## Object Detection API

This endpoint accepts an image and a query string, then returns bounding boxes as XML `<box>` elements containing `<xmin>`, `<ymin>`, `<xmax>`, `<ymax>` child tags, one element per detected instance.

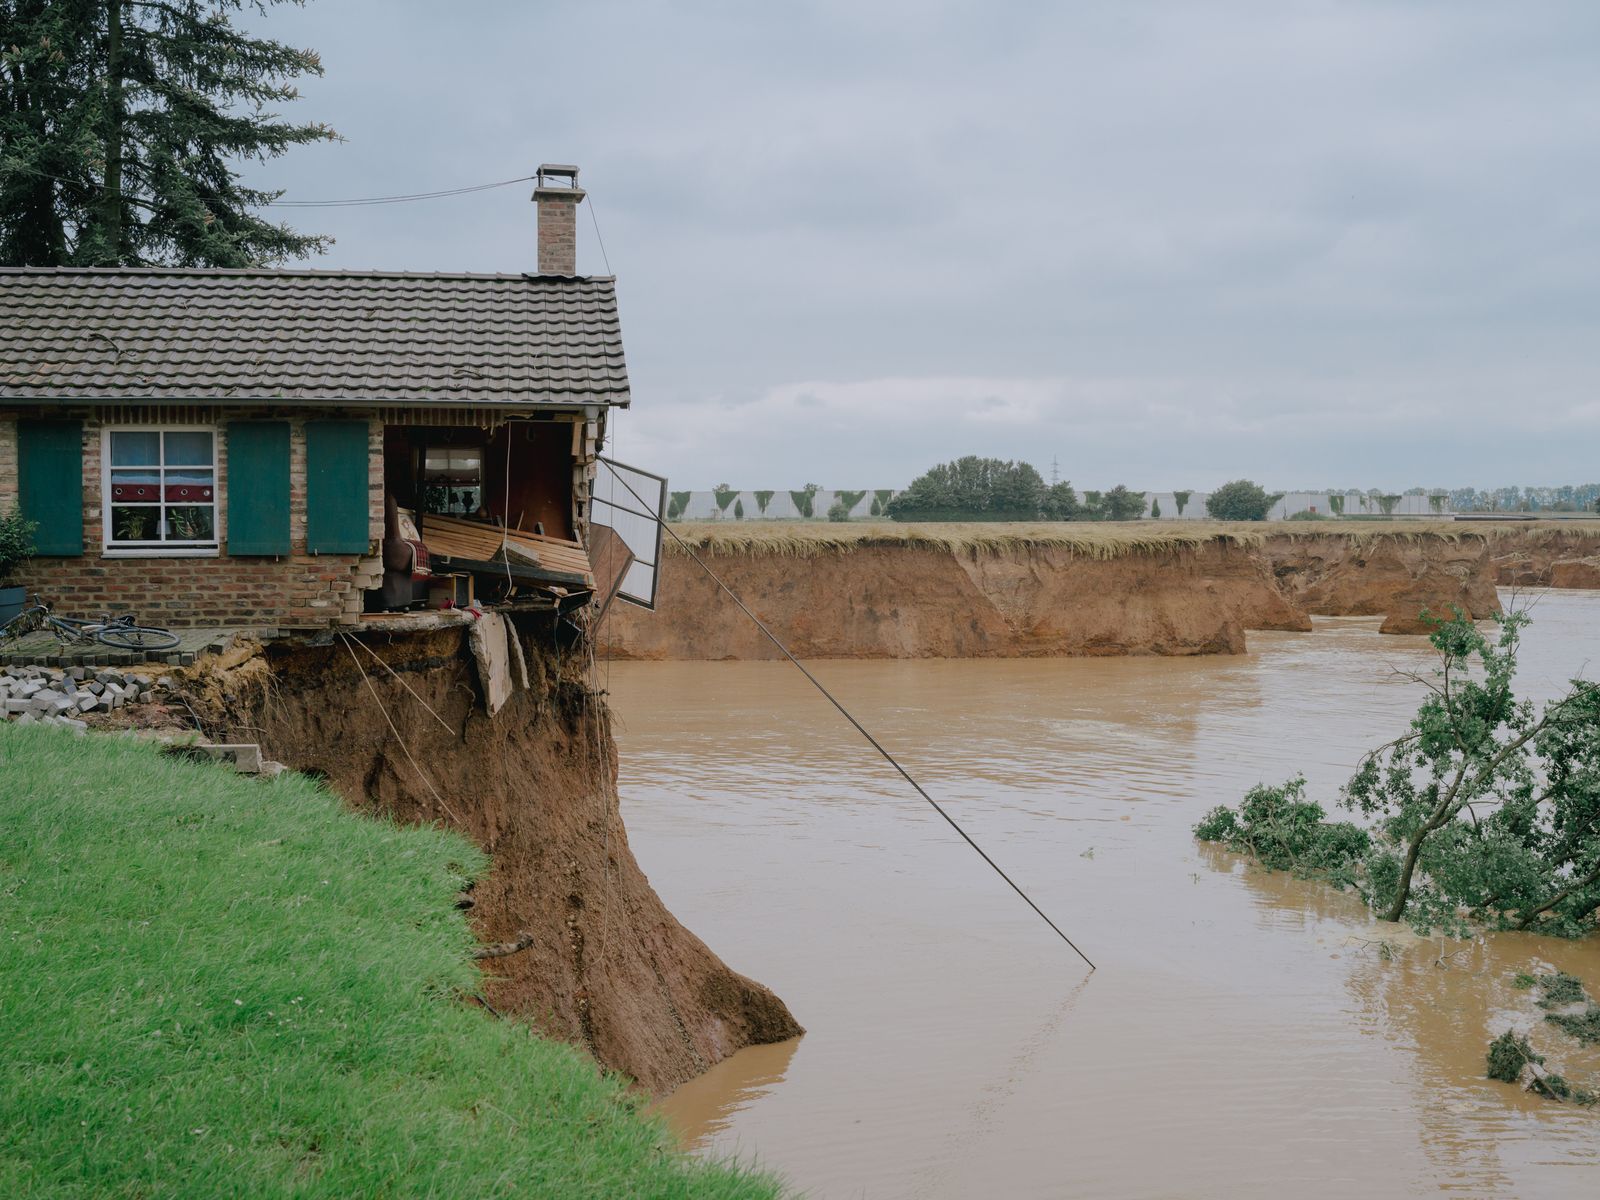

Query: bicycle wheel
<box><xmin>1</xmin><ymin>607</ymin><xmax>47</xmax><ymax>642</ymax></box>
<box><xmin>96</xmin><ymin>626</ymin><xmax>181</xmax><ymax>651</ymax></box>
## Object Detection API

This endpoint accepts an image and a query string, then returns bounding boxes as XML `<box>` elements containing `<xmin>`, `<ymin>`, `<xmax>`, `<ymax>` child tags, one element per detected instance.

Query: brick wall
<box><xmin>4</xmin><ymin>406</ymin><xmax>383</xmax><ymax>630</ymax></box>
<box><xmin>0</xmin><ymin>414</ymin><xmax>16</xmax><ymax>511</ymax></box>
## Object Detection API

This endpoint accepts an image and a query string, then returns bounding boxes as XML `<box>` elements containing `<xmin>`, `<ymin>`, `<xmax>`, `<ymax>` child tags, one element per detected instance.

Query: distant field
<box><xmin>664</xmin><ymin>519</ymin><xmax>1600</xmax><ymax>559</ymax></box>
<box><xmin>0</xmin><ymin>727</ymin><xmax>778</xmax><ymax>1200</ymax></box>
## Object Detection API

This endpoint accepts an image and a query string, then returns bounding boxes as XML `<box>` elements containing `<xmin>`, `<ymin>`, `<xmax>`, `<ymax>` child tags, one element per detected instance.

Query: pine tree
<box><xmin>0</xmin><ymin>0</ymin><xmax>337</xmax><ymax>267</ymax></box>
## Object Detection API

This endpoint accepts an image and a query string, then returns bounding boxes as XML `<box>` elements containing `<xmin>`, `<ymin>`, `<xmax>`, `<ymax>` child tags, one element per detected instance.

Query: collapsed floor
<box><xmin>175</xmin><ymin>616</ymin><xmax>800</xmax><ymax>1094</ymax></box>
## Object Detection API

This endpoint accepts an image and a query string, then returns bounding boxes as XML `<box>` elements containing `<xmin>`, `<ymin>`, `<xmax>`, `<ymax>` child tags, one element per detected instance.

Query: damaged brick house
<box><xmin>0</xmin><ymin>166</ymin><xmax>657</xmax><ymax>630</ymax></box>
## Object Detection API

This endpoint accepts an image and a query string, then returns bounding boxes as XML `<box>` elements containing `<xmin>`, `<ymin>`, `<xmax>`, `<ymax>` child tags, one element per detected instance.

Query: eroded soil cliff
<box><xmin>608</xmin><ymin>539</ymin><xmax>1304</xmax><ymax>659</ymax></box>
<box><xmin>603</xmin><ymin>525</ymin><xmax>1510</xmax><ymax>660</ymax></box>
<box><xmin>1258</xmin><ymin>532</ymin><xmax>1499</xmax><ymax>633</ymax></box>
<box><xmin>1488</xmin><ymin>525</ymin><xmax>1600</xmax><ymax>589</ymax></box>
<box><xmin>182</xmin><ymin>621</ymin><xmax>799</xmax><ymax>1093</ymax></box>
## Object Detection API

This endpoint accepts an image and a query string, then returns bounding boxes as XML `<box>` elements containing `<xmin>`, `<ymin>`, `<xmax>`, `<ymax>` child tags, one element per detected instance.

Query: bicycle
<box><xmin>0</xmin><ymin>598</ymin><xmax>181</xmax><ymax>651</ymax></box>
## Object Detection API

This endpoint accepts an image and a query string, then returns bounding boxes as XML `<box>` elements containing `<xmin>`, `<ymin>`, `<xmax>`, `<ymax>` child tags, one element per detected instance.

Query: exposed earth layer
<box><xmin>603</xmin><ymin>521</ymin><xmax>1600</xmax><ymax>660</ymax></box>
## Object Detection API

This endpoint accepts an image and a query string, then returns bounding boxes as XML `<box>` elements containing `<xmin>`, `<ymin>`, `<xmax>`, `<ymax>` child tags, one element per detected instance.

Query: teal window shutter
<box><xmin>226</xmin><ymin>422</ymin><xmax>291</xmax><ymax>555</ymax></box>
<box><xmin>304</xmin><ymin>420</ymin><xmax>371</xmax><ymax>554</ymax></box>
<box><xmin>17</xmin><ymin>419</ymin><xmax>84</xmax><ymax>556</ymax></box>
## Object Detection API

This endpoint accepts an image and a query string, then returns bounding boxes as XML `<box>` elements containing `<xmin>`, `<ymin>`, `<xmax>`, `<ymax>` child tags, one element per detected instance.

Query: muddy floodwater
<box><xmin>608</xmin><ymin>590</ymin><xmax>1600</xmax><ymax>1199</ymax></box>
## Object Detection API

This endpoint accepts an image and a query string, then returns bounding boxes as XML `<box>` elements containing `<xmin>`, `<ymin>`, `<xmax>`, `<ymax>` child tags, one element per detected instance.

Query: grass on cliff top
<box><xmin>664</xmin><ymin>519</ymin><xmax>1574</xmax><ymax>559</ymax></box>
<box><xmin>0</xmin><ymin>726</ymin><xmax>779</xmax><ymax>1200</ymax></box>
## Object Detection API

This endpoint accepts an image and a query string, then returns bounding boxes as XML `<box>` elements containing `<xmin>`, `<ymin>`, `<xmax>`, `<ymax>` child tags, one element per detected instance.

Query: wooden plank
<box><xmin>420</xmin><ymin>515</ymin><xmax>593</xmax><ymax>586</ymax></box>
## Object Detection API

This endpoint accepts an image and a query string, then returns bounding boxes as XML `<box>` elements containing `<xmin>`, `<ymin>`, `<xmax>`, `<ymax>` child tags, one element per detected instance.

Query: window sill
<box><xmin>101</xmin><ymin>548</ymin><xmax>221</xmax><ymax>559</ymax></box>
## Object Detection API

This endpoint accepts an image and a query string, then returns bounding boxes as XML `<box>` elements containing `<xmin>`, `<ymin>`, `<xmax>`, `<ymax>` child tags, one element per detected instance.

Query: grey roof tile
<box><xmin>0</xmin><ymin>267</ymin><xmax>630</xmax><ymax>407</ymax></box>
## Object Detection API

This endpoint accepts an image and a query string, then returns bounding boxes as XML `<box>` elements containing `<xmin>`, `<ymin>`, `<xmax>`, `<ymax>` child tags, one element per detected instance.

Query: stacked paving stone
<box><xmin>0</xmin><ymin>663</ymin><xmax>158</xmax><ymax>734</ymax></box>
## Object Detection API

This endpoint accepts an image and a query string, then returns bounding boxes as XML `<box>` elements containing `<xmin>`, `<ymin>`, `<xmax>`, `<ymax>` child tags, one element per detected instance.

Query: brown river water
<box><xmin>608</xmin><ymin>590</ymin><xmax>1600</xmax><ymax>1199</ymax></box>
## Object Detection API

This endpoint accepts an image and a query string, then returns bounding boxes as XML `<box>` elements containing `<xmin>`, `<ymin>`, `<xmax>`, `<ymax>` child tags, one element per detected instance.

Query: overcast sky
<box><xmin>244</xmin><ymin>1</ymin><xmax>1599</xmax><ymax>491</ymax></box>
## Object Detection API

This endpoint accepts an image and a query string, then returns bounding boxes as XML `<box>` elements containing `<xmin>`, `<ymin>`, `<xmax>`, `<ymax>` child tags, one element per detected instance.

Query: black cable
<box><xmin>598</xmin><ymin>461</ymin><xmax>1096</xmax><ymax>971</ymax></box>
<box><xmin>5</xmin><ymin>165</ymin><xmax>534</xmax><ymax>208</ymax></box>
<box><xmin>586</xmin><ymin>193</ymin><xmax>613</xmax><ymax>275</ymax></box>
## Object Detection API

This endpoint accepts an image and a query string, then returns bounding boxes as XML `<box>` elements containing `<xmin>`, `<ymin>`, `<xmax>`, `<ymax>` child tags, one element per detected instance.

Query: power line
<box><xmin>267</xmin><ymin>175</ymin><xmax>535</xmax><ymax>207</ymax></box>
<box><xmin>586</xmin><ymin>193</ymin><xmax>613</xmax><ymax>275</ymax></box>
<box><xmin>6</xmin><ymin>165</ymin><xmax>535</xmax><ymax>209</ymax></box>
<box><xmin>598</xmin><ymin>460</ymin><xmax>1097</xmax><ymax>972</ymax></box>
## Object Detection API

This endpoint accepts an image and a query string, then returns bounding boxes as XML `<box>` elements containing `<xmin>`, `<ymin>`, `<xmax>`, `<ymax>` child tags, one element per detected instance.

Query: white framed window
<box><xmin>102</xmin><ymin>426</ymin><xmax>219</xmax><ymax>556</ymax></box>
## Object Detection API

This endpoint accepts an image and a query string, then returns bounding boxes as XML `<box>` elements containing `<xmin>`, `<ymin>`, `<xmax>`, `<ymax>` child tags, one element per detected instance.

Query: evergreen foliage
<box><xmin>1173</xmin><ymin>489</ymin><xmax>1191</xmax><ymax>515</ymax></box>
<box><xmin>1150</xmin><ymin>498</ymin><xmax>1161</xmax><ymax>519</ymax></box>
<box><xmin>1197</xmin><ymin>610</ymin><xmax>1600</xmax><ymax>937</ymax></box>
<box><xmin>667</xmin><ymin>490</ymin><xmax>691</xmax><ymax>521</ymax></box>
<box><xmin>0</xmin><ymin>0</ymin><xmax>336</xmax><ymax>267</ymax></box>
<box><xmin>733</xmin><ymin>498</ymin><xmax>744</xmax><ymax>519</ymax></box>
<box><xmin>885</xmin><ymin>457</ymin><xmax>1045</xmax><ymax>522</ymax></box>
<box><xmin>712</xmin><ymin>483</ymin><xmax>738</xmax><ymax>513</ymax></box>
<box><xmin>754</xmin><ymin>489</ymin><xmax>774</xmax><ymax>514</ymax></box>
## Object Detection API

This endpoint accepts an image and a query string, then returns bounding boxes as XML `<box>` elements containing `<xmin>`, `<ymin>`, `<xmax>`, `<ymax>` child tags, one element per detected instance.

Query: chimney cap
<box><xmin>536</xmin><ymin>164</ymin><xmax>580</xmax><ymax>189</ymax></box>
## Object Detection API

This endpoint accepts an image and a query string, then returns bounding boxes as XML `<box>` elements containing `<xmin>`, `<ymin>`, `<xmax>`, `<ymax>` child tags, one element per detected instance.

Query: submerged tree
<box><xmin>1197</xmin><ymin>610</ymin><xmax>1600</xmax><ymax>937</ymax></box>
<box><xmin>0</xmin><ymin>0</ymin><xmax>336</xmax><ymax>267</ymax></box>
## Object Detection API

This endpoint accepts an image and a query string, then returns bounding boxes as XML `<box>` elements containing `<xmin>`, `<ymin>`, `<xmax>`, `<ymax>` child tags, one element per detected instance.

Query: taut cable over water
<box><xmin>599</xmin><ymin>462</ymin><xmax>1097</xmax><ymax>971</ymax></box>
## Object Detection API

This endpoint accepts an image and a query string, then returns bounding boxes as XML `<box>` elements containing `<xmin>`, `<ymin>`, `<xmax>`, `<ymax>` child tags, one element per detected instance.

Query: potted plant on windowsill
<box><xmin>0</xmin><ymin>508</ymin><xmax>38</xmax><ymax>624</ymax></box>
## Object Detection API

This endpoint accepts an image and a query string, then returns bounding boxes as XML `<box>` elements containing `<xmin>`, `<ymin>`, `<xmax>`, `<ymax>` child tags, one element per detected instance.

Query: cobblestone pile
<box><xmin>0</xmin><ymin>663</ymin><xmax>158</xmax><ymax>733</ymax></box>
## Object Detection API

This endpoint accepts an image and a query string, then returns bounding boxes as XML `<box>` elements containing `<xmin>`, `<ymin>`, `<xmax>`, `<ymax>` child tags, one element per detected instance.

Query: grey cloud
<box><xmin>243</xmin><ymin>0</ymin><xmax>1600</xmax><ymax>489</ymax></box>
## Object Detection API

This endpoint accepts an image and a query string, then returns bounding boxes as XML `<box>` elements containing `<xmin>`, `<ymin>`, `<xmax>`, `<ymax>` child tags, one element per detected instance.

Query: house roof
<box><xmin>0</xmin><ymin>267</ymin><xmax>629</xmax><ymax>408</ymax></box>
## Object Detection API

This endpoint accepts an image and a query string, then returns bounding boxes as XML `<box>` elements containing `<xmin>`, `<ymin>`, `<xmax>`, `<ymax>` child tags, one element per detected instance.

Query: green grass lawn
<box><xmin>0</xmin><ymin>726</ymin><xmax>781</xmax><ymax>1199</ymax></box>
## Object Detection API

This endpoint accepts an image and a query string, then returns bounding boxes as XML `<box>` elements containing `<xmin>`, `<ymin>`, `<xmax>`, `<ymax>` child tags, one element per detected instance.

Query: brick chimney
<box><xmin>532</xmin><ymin>163</ymin><xmax>585</xmax><ymax>275</ymax></box>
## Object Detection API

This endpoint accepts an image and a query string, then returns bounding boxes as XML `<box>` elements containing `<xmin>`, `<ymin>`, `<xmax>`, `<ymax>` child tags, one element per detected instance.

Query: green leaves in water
<box><xmin>1195</xmin><ymin>609</ymin><xmax>1600</xmax><ymax>939</ymax></box>
<box><xmin>1537</xmin><ymin>972</ymin><xmax>1589</xmax><ymax>1009</ymax></box>
<box><xmin>1486</xmin><ymin>1030</ymin><xmax>1542</xmax><ymax>1084</ymax></box>
<box><xmin>1486</xmin><ymin>973</ymin><xmax>1600</xmax><ymax>1106</ymax></box>
<box><xmin>1194</xmin><ymin>775</ymin><xmax>1370</xmax><ymax>890</ymax></box>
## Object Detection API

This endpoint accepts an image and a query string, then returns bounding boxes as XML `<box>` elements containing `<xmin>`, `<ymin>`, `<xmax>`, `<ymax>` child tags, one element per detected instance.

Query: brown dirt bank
<box><xmin>1257</xmin><ymin>531</ymin><xmax>1499</xmax><ymax>634</ymax></box>
<box><xmin>178</xmin><ymin>621</ymin><xmax>800</xmax><ymax>1094</ymax></box>
<box><xmin>1485</xmin><ymin>523</ymin><xmax>1600</xmax><ymax>589</ymax></box>
<box><xmin>603</xmin><ymin>522</ymin><xmax>1514</xmax><ymax>659</ymax></box>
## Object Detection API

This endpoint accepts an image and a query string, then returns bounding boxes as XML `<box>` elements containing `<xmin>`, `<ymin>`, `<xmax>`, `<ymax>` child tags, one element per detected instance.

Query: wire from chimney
<box><xmin>267</xmin><ymin>175</ymin><xmax>536</xmax><ymax>207</ymax></box>
<box><xmin>9</xmin><ymin>166</ymin><xmax>536</xmax><ymax>209</ymax></box>
<box><xmin>597</xmin><ymin>460</ymin><xmax>1097</xmax><ymax>972</ymax></box>
<box><xmin>586</xmin><ymin>193</ymin><xmax>614</xmax><ymax>275</ymax></box>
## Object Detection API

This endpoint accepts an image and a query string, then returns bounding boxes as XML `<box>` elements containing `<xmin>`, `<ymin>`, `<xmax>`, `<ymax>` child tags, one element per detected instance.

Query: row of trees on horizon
<box><xmin>679</xmin><ymin>465</ymin><xmax>1600</xmax><ymax>522</ymax></box>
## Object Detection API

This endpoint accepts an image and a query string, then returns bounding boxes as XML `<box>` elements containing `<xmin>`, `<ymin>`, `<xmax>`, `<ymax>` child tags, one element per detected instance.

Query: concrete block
<box><xmin>197</xmin><ymin>744</ymin><xmax>264</xmax><ymax>774</ymax></box>
<box><xmin>4</xmin><ymin>698</ymin><xmax>30</xmax><ymax>714</ymax></box>
<box><xmin>13</xmin><ymin>711</ymin><xmax>36</xmax><ymax>725</ymax></box>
